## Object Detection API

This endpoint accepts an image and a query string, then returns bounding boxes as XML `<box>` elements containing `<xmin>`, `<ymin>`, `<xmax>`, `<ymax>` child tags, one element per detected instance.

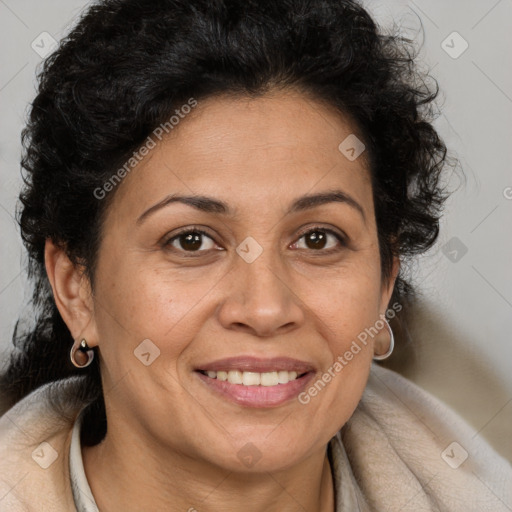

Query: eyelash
<box><xmin>163</xmin><ymin>226</ymin><xmax>347</xmax><ymax>257</ymax></box>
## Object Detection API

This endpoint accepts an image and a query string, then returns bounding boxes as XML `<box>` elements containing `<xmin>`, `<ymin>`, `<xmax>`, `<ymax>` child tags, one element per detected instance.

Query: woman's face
<box><xmin>86</xmin><ymin>90</ymin><xmax>398</xmax><ymax>472</ymax></box>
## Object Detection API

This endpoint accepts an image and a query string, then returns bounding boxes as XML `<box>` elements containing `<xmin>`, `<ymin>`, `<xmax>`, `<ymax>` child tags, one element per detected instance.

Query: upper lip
<box><xmin>196</xmin><ymin>356</ymin><xmax>315</xmax><ymax>374</ymax></box>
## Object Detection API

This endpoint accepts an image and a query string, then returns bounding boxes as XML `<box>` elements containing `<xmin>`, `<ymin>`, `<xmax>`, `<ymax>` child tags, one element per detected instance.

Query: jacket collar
<box><xmin>1</xmin><ymin>365</ymin><xmax>511</xmax><ymax>511</ymax></box>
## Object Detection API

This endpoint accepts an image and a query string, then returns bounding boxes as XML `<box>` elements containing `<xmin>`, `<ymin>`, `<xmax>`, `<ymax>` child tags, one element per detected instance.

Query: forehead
<box><xmin>109</xmin><ymin>90</ymin><xmax>374</xmax><ymax>222</ymax></box>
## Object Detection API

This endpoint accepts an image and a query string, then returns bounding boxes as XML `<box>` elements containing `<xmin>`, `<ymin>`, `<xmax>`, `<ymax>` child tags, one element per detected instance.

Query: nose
<box><xmin>216</xmin><ymin>246</ymin><xmax>305</xmax><ymax>338</ymax></box>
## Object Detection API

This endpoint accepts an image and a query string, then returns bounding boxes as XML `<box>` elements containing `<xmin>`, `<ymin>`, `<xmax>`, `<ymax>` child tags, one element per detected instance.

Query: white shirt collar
<box><xmin>69</xmin><ymin>409</ymin><xmax>100</xmax><ymax>512</ymax></box>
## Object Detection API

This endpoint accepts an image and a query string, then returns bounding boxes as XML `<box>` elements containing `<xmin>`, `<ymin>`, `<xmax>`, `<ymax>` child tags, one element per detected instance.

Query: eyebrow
<box><xmin>136</xmin><ymin>189</ymin><xmax>366</xmax><ymax>225</ymax></box>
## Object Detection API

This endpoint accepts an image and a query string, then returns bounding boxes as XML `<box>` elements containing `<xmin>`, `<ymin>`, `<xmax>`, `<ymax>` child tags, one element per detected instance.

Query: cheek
<box><xmin>309</xmin><ymin>251</ymin><xmax>383</xmax><ymax>350</ymax></box>
<box><xmin>299</xmin><ymin>300</ymin><xmax>376</xmax><ymax>441</ymax></box>
<box><xmin>91</xmin><ymin>261</ymin><xmax>189</xmax><ymax>371</ymax></box>
<box><xmin>91</xmin><ymin>250</ymin><xmax>235</xmax><ymax>383</ymax></box>
<box><xmin>91</xmin><ymin>264</ymin><xmax>211</xmax><ymax>433</ymax></box>
<box><xmin>297</xmin><ymin>251</ymin><xmax>383</xmax><ymax>426</ymax></box>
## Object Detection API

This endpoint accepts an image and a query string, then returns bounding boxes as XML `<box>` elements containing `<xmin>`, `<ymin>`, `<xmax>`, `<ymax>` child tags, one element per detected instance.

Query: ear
<box><xmin>44</xmin><ymin>239</ymin><xmax>99</xmax><ymax>347</ymax></box>
<box><xmin>379</xmin><ymin>254</ymin><xmax>400</xmax><ymax>315</ymax></box>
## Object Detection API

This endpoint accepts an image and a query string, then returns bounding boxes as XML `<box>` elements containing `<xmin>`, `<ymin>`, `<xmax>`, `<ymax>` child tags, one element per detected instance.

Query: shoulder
<box><xmin>0</xmin><ymin>377</ymin><xmax>89</xmax><ymax>511</ymax></box>
<box><xmin>340</xmin><ymin>363</ymin><xmax>512</xmax><ymax>511</ymax></box>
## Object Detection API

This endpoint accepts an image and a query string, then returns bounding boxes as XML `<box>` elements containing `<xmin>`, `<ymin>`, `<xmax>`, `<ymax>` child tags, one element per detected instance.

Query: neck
<box><xmin>82</xmin><ymin>421</ymin><xmax>335</xmax><ymax>512</ymax></box>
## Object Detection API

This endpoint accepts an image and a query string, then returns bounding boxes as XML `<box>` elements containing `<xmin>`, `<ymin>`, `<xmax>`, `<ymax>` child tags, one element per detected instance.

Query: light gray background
<box><xmin>1</xmin><ymin>0</ymin><xmax>511</xmax><ymax>461</ymax></box>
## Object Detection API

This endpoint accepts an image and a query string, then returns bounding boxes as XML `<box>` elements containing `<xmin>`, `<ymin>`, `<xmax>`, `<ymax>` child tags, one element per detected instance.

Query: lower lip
<box><xmin>195</xmin><ymin>371</ymin><xmax>315</xmax><ymax>408</ymax></box>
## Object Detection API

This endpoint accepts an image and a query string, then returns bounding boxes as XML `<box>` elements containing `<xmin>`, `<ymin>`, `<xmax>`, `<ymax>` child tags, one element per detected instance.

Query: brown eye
<box><xmin>304</xmin><ymin>231</ymin><xmax>327</xmax><ymax>250</ymax></box>
<box><xmin>166</xmin><ymin>229</ymin><xmax>216</xmax><ymax>253</ymax></box>
<box><xmin>294</xmin><ymin>228</ymin><xmax>345</xmax><ymax>252</ymax></box>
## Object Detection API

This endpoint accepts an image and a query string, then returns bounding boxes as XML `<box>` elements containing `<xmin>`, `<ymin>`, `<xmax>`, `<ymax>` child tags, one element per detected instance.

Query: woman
<box><xmin>0</xmin><ymin>0</ymin><xmax>510</xmax><ymax>510</ymax></box>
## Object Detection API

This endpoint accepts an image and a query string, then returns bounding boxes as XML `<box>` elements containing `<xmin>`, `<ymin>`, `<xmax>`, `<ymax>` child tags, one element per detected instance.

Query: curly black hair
<box><xmin>0</xmin><ymin>0</ymin><xmax>455</xmax><ymax>446</ymax></box>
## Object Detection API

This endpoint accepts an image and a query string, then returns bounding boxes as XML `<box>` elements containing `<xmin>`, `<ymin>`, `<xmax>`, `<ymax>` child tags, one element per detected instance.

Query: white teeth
<box><xmin>242</xmin><ymin>372</ymin><xmax>260</xmax><ymax>386</ymax></box>
<box><xmin>202</xmin><ymin>370</ymin><xmax>303</xmax><ymax>386</ymax></box>
<box><xmin>228</xmin><ymin>370</ymin><xmax>243</xmax><ymax>384</ymax></box>
<box><xmin>260</xmin><ymin>371</ymin><xmax>279</xmax><ymax>386</ymax></box>
<box><xmin>277</xmin><ymin>370</ymin><xmax>289</xmax><ymax>384</ymax></box>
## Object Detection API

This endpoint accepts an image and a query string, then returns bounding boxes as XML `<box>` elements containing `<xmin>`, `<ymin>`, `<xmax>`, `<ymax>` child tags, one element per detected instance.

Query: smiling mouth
<box><xmin>194</xmin><ymin>356</ymin><xmax>315</xmax><ymax>407</ymax></box>
<box><xmin>197</xmin><ymin>369</ymin><xmax>309</xmax><ymax>386</ymax></box>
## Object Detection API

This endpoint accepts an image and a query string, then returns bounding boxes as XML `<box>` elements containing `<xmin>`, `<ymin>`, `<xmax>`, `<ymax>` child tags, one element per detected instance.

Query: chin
<box><xmin>196</xmin><ymin>428</ymin><xmax>318</xmax><ymax>474</ymax></box>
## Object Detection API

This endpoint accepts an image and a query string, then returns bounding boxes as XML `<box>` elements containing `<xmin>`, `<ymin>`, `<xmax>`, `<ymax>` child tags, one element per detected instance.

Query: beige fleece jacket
<box><xmin>1</xmin><ymin>363</ymin><xmax>511</xmax><ymax>511</ymax></box>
